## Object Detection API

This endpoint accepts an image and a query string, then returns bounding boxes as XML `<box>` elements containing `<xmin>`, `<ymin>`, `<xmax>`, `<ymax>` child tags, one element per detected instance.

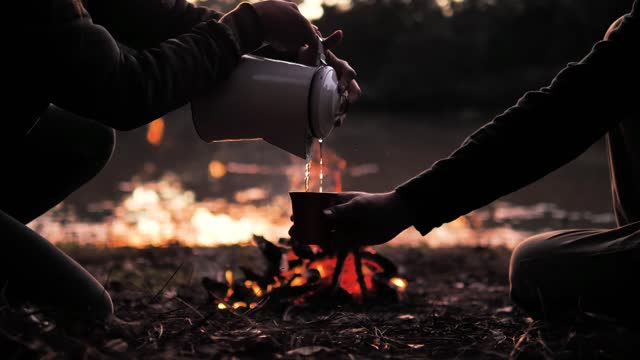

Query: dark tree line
<box><xmin>209</xmin><ymin>0</ymin><xmax>634</xmax><ymax>111</ymax></box>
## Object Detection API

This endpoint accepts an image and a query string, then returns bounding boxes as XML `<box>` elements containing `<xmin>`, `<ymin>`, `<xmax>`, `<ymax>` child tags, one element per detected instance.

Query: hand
<box><xmin>298</xmin><ymin>29</ymin><xmax>362</xmax><ymax>115</ymax></box>
<box><xmin>321</xmin><ymin>191</ymin><xmax>414</xmax><ymax>249</ymax></box>
<box><xmin>253</xmin><ymin>1</ymin><xmax>317</xmax><ymax>54</ymax></box>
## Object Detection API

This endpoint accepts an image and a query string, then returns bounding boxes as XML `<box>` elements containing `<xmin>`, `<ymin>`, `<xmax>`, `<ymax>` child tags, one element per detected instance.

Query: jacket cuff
<box><xmin>219</xmin><ymin>2</ymin><xmax>264</xmax><ymax>54</ymax></box>
<box><xmin>394</xmin><ymin>173</ymin><xmax>440</xmax><ymax>236</ymax></box>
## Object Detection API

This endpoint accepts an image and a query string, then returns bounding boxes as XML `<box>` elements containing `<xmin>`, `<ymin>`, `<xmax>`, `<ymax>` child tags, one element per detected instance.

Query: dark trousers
<box><xmin>0</xmin><ymin>105</ymin><xmax>115</xmax><ymax>321</ymax></box>
<box><xmin>509</xmin><ymin>116</ymin><xmax>640</xmax><ymax>323</ymax></box>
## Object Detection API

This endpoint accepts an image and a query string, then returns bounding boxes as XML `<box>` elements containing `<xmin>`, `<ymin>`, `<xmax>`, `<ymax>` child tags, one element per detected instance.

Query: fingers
<box><xmin>295</xmin><ymin>10</ymin><xmax>319</xmax><ymax>52</ymax></box>
<box><xmin>331</xmin><ymin>191</ymin><xmax>367</xmax><ymax>205</ymax></box>
<box><xmin>272</xmin><ymin>1</ymin><xmax>318</xmax><ymax>52</ymax></box>
<box><xmin>347</xmin><ymin>79</ymin><xmax>362</xmax><ymax>103</ymax></box>
<box><xmin>325</xmin><ymin>50</ymin><xmax>357</xmax><ymax>93</ymax></box>
<box><xmin>322</xmin><ymin>204</ymin><xmax>345</xmax><ymax>234</ymax></box>
<box><xmin>296</xmin><ymin>45</ymin><xmax>318</xmax><ymax>66</ymax></box>
<box><xmin>312</xmin><ymin>25</ymin><xmax>322</xmax><ymax>37</ymax></box>
<box><xmin>323</xmin><ymin>194</ymin><xmax>364</xmax><ymax>230</ymax></box>
<box><xmin>324</xmin><ymin>204</ymin><xmax>360</xmax><ymax>250</ymax></box>
<box><xmin>321</xmin><ymin>30</ymin><xmax>343</xmax><ymax>50</ymax></box>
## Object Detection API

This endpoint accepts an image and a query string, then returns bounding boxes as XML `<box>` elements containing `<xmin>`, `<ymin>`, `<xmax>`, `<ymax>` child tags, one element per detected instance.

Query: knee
<box><xmin>93</xmin><ymin>287</ymin><xmax>115</xmax><ymax>321</ymax></box>
<box><xmin>63</xmin><ymin>271</ymin><xmax>115</xmax><ymax>324</ymax></box>
<box><xmin>77</xmin><ymin>124</ymin><xmax>115</xmax><ymax>182</ymax></box>
<box><xmin>509</xmin><ymin>233</ymin><xmax>555</xmax><ymax>317</ymax></box>
<box><xmin>509</xmin><ymin>232</ymin><xmax>552</xmax><ymax>284</ymax></box>
<box><xmin>57</xmin><ymin>288</ymin><xmax>114</xmax><ymax>330</ymax></box>
<box><xmin>92</xmin><ymin>124</ymin><xmax>116</xmax><ymax>172</ymax></box>
<box><xmin>605</xmin><ymin>16</ymin><xmax>625</xmax><ymax>40</ymax></box>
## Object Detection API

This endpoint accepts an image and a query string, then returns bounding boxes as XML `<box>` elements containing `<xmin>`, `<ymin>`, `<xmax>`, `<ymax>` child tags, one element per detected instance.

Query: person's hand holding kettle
<box><xmin>302</xmin><ymin>28</ymin><xmax>362</xmax><ymax>124</ymax></box>
<box><xmin>251</xmin><ymin>0</ymin><xmax>362</xmax><ymax>113</ymax></box>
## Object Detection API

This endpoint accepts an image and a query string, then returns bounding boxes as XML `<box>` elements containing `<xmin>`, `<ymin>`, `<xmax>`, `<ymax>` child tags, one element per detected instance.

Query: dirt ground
<box><xmin>1</xmin><ymin>245</ymin><xmax>637</xmax><ymax>359</ymax></box>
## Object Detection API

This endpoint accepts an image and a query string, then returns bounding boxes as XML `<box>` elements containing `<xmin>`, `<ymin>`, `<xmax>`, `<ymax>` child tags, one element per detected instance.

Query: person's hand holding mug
<box><xmin>290</xmin><ymin>191</ymin><xmax>414</xmax><ymax>250</ymax></box>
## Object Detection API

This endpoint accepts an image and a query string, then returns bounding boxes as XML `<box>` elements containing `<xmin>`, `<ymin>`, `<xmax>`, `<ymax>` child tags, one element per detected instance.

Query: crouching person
<box><xmin>3</xmin><ymin>0</ymin><xmax>359</xmax><ymax>326</ymax></box>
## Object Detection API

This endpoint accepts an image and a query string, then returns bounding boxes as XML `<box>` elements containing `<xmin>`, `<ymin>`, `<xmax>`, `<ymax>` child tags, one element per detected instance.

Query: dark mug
<box><xmin>289</xmin><ymin>192</ymin><xmax>341</xmax><ymax>247</ymax></box>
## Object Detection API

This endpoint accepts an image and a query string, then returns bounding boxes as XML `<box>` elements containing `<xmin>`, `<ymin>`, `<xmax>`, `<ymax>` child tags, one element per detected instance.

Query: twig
<box><xmin>330</xmin><ymin>251</ymin><xmax>347</xmax><ymax>293</ymax></box>
<box><xmin>354</xmin><ymin>251</ymin><xmax>369</xmax><ymax>300</ymax></box>
<box><xmin>152</xmin><ymin>263</ymin><xmax>183</xmax><ymax>302</ymax></box>
<box><xmin>173</xmin><ymin>296</ymin><xmax>204</xmax><ymax>319</ymax></box>
<box><xmin>243</xmin><ymin>297</ymin><xmax>269</xmax><ymax>316</ymax></box>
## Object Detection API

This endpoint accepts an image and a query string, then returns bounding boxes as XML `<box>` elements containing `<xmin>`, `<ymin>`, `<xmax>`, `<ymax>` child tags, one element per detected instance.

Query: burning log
<box><xmin>202</xmin><ymin>235</ymin><xmax>408</xmax><ymax>310</ymax></box>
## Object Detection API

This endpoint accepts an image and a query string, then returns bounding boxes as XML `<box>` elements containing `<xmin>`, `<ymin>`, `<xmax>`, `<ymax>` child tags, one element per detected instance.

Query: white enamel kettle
<box><xmin>190</xmin><ymin>39</ymin><xmax>348</xmax><ymax>159</ymax></box>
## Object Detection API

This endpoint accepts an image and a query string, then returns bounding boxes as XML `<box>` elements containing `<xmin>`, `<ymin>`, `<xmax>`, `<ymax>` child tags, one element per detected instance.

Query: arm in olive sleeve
<box><xmin>48</xmin><ymin>2</ymin><xmax>263</xmax><ymax>130</ymax></box>
<box><xmin>395</xmin><ymin>3</ymin><xmax>639</xmax><ymax>234</ymax></box>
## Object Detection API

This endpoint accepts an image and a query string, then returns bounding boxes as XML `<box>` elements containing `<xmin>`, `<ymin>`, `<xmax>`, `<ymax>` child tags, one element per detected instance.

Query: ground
<box><xmin>1</xmin><ymin>245</ymin><xmax>637</xmax><ymax>359</ymax></box>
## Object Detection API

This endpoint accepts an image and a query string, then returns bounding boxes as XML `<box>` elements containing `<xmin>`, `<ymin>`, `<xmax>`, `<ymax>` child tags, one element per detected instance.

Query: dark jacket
<box><xmin>396</xmin><ymin>0</ymin><xmax>639</xmax><ymax>233</ymax></box>
<box><xmin>11</xmin><ymin>0</ymin><xmax>263</xmax><ymax>138</ymax></box>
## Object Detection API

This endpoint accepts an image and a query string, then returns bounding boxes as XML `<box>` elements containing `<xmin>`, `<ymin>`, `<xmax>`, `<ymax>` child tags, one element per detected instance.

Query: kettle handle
<box><xmin>314</xmin><ymin>34</ymin><xmax>327</xmax><ymax>67</ymax></box>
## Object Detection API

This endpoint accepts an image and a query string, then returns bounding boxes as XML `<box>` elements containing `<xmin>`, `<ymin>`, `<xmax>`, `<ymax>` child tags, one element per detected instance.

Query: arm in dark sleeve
<box><xmin>395</xmin><ymin>2</ymin><xmax>639</xmax><ymax>235</ymax></box>
<box><xmin>86</xmin><ymin>0</ymin><xmax>223</xmax><ymax>48</ymax></box>
<box><xmin>48</xmin><ymin>1</ymin><xmax>263</xmax><ymax>130</ymax></box>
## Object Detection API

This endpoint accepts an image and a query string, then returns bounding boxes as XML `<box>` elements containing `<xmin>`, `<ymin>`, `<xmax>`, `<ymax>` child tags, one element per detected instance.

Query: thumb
<box><xmin>323</xmin><ymin>201</ymin><xmax>352</xmax><ymax>230</ymax></box>
<box><xmin>322</xmin><ymin>30</ymin><xmax>343</xmax><ymax>51</ymax></box>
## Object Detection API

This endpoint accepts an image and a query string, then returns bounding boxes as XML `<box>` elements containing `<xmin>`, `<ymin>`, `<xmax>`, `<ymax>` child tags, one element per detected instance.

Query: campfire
<box><xmin>198</xmin><ymin>142</ymin><xmax>408</xmax><ymax>309</ymax></box>
<box><xmin>203</xmin><ymin>235</ymin><xmax>408</xmax><ymax>310</ymax></box>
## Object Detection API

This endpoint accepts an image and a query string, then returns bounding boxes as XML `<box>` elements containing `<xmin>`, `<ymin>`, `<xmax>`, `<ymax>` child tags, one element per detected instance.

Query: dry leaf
<box><xmin>495</xmin><ymin>306</ymin><xmax>513</xmax><ymax>313</ymax></box>
<box><xmin>104</xmin><ymin>338</ymin><xmax>128</xmax><ymax>353</ymax></box>
<box><xmin>490</xmin><ymin>329</ymin><xmax>507</xmax><ymax>344</ymax></box>
<box><xmin>286</xmin><ymin>346</ymin><xmax>333</xmax><ymax>356</ymax></box>
<box><xmin>342</xmin><ymin>327</ymin><xmax>368</xmax><ymax>334</ymax></box>
<box><xmin>397</xmin><ymin>314</ymin><xmax>415</xmax><ymax>320</ymax></box>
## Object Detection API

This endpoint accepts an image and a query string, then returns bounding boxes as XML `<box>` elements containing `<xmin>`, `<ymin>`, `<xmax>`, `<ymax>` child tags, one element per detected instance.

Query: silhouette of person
<box><xmin>316</xmin><ymin>2</ymin><xmax>638</xmax><ymax>323</ymax></box>
<box><xmin>2</xmin><ymin>0</ymin><xmax>359</xmax><ymax>326</ymax></box>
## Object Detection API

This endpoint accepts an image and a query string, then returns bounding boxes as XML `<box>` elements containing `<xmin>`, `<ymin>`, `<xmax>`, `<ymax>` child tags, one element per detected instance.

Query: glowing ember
<box><xmin>208</xmin><ymin>161</ymin><xmax>227</xmax><ymax>179</ymax></box>
<box><xmin>232</xmin><ymin>301</ymin><xmax>247</xmax><ymax>309</ymax></box>
<box><xmin>146</xmin><ymin>118</ymin><xmax>165</xmax><ymax>145</ymax></box>
<box><xmin>390</xmin><ymin>277</ymin><xmax>408</xmax><ymax>290</ymax></box>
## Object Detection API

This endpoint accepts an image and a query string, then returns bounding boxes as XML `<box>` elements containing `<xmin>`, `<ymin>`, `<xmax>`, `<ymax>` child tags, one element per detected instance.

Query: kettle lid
<box><xmin>309</xmin><ymin>66</ymin><xmax>343</xmax><ymax>139</ymax></box>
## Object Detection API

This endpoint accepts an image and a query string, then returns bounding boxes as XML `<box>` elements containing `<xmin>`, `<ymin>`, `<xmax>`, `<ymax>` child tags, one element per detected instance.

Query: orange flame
<box><xmin>232</xmin><ymin>301</ymin><xmax>247</xmax><ymax>309</ymax></box>
<box><xmin>146</xmin><ymin>118</ymin><xmax>165</xmax><ymax>146</ymax></box>
<box><xmin>208</xmin><ymin>161</ymin><xmax>227</xmax><ymax>179</ymax></box>
<box><xmin>390</xmin><ymin>277</ymin><xmax>408</xmax><ymax>291</ymax></box>
<box><xmin>225</xmin><ymin>270</ymin><xmax>234</xmax><ymax>298</ymax></box>
<box><xmin>213</xmin><ymin>247</ymin><xmax>408</xmax><ymax>309</ymax></box>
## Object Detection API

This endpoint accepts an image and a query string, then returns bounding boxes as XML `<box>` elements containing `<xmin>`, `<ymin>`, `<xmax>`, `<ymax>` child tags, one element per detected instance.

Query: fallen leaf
<box><xmin>155</xmin><ymin>323</ymin><xmax>164</xmax><ymax>339</ymax></box>
<box><xmin>104</xmin><ymin>338</ymin><xmax>128</xmax><ymax>353</ymax></box>
<box><xmin>397</xmin><ymin>314</ymin><xmax>415</xmax><ymax>320</ymax></box>
<box><xmin>490</xmin><ymin>329</ymin><xmax>507</xmax><ymax>344</ymax></box>
<box><xmin>495</xmin><ymin>306</ymin><xmax>513</xmax><ymax>313</ymax></box>
<box><xmin>343</xmin><ymin>327</ymin><xmax>368</xmax><ymax>333</ymax></box>
<box><xmin>286</xmin><ymin>346</ymin><xmax>333</xmax><ymax>356</ymax></box>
